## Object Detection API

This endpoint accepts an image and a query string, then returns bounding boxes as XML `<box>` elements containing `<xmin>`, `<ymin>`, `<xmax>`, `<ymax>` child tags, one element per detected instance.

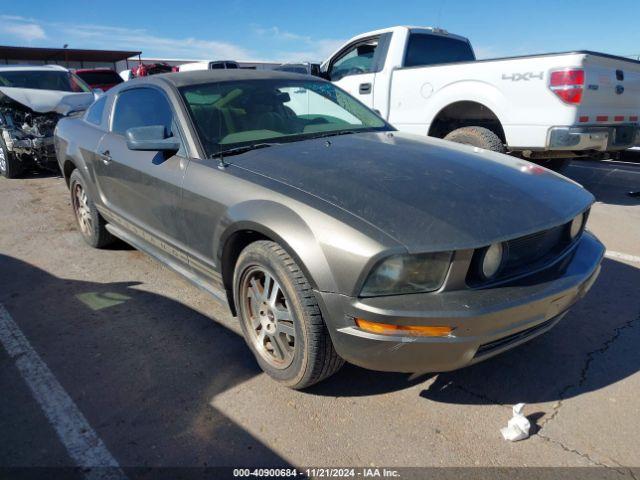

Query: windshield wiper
<box><xmin>211</xmin><ymin>142</ymin><xmax>276</xmax><ymax>159</ymax></box>
<box><xmin>308</xmin><ymin>130</ymin><xmax>361</xmax><ymax>140</ymax></box>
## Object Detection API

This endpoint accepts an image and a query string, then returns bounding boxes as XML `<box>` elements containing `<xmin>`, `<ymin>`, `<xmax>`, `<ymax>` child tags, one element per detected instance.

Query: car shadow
<box><xmin>0</xmin><ymin>254</ymin><xmax>289</xmax><ymax>468</ymax></box>
<box><xmin>418</xmin><ymin>258</ymin><xmax>640</xmax><ymax>406</ymax></box>
<box><xmin>16</xmin><ymin>167</ymin><xmax>62</xmax><ymax>180</ymax></box>
<box><xmin>563</xmin><ymin>159</ymin><xmax>640</xmax><ymax>206</ymax></box>
<box><xmin>306</xmin><ymin>364</ymin><xmax>430</xmax><ymax>397</ymax></box>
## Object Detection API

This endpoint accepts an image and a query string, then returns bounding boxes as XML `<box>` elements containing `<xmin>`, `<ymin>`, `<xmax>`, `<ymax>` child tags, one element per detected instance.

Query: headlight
<box><xmin>481</xmin><ymin>242</ymin><xmax>505</xmax><ymax>279</ymax></box>
<box><xmin>360</xmin><ymin>252</ymin><xmax>452</xmax><ymax>297</ymax></box>
<box><xmin>569</xmin><ymin>212</ymin><xmax>585</xmax><ymax>239</ymax></box>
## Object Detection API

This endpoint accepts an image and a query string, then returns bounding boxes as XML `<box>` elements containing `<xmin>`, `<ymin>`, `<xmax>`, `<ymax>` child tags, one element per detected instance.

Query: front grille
<box><xmin>467</xmin><ymin>211</ymin><xmax>588</xmax><ymax>287</ymax></box>
<box><xmin>502</xmin><ymin>224</ymin><xmax>569</xmax><ymax>275</ymax></box>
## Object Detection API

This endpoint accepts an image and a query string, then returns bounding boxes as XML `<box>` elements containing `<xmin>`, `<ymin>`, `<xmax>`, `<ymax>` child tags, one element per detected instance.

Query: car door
<box><xmin>327</xmin><ymin>36</ymin><xmax>383</xmax><ymax>109</ymax></box>
<box><xmin>74</xmin><ymin>95</ymin><xmax>109</xmax><ymax>194</ymax></box>
<box><xmin>94</xmin><ymin>86</ymin><xmax>189</xmax><ymax>253</ymax></box>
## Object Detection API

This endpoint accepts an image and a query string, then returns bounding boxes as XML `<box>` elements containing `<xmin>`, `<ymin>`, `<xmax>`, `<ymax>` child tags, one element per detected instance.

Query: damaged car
<box><xmin>0</xmin><ymin>65</ymin><xmax>95</xmax><ymax>178</ymax></box>
<box><xmin>55</xmin><ymin>71</ymin><xmax>604</xmax><ymax>389</ymax></box>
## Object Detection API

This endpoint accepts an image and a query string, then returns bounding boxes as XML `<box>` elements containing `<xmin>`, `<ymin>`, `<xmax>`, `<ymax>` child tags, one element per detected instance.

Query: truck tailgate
<box><xmin>581</xmin><ymin>54</ymin><xmax>640</xmax><ymax>116</ymax></box>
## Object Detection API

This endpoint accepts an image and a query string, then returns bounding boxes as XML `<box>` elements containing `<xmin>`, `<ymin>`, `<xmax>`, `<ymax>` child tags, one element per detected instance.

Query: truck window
<box><xmin>329</xmin><ymin>39</ymin><xmax>379</xmax><ymax>81</ymax></box>
<box><xmin>404</xmin><ymin>34</ymin><xmax>475</xmax><ymax>68</ymax></box>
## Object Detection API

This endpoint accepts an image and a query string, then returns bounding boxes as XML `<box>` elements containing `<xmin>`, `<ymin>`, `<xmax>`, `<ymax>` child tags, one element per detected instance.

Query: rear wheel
<box><xmin>444</xmin><ymin>126</ymin><xmax>506</xmax><ymax>153</ymax></box>
<box><xmin>0</xmin><ymin>137</ymin><xmax>22</xmax><ymax>179</ymax></box>
<box><xmin>234</xmin><ymin>240</ymin><xmax>344</xmax><ymax>389</ymax></box>
<box><xmin>69</xmin><ymin>169</ymin><xmax>114</xmax><ymax>248</ymax></box>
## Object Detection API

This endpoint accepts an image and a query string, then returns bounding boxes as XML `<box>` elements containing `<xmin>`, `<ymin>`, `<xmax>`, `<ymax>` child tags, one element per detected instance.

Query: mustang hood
<box><xmin>0</xmin><ymin>87</ymin><xmax>95</xmax><ymax>115</ymax></box>
<box><xmin>229</xmin><ymin>132</ymin><xmax>594</xmax><ymax>252</ymax></box>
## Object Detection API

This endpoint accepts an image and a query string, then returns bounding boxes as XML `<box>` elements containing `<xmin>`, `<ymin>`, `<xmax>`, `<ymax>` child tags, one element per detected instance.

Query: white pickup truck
<box><xmin>321</xmin><ymin>26</ymin><xmax>640</xmax><ymax>168</ymax></box>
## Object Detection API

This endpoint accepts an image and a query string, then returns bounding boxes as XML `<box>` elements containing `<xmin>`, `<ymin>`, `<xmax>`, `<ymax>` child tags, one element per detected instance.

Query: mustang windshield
<box><xmin>179</xmin><ymin>79</ymin><xmax>389</xmax><ymax>156</ymax></box>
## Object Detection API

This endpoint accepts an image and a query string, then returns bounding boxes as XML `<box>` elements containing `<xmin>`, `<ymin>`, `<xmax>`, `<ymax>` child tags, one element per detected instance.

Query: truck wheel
<box><xmin>69</xmin><ymin>169</ymin><xmax>114</xmax><ymax>248</ymax></box>
<box><xmin>234</xmin><ymin>240</ymin><xmax>344</xmax><ymax>389</ymax></box>
<box><xmin>444</xmin><ymin>126</ymin><xmax>506</xmax><ymax>153</ymax></box>
<box><xmin>0</xmin><ymin>137</ymin><xmax>22</xmax><ymax>179</ymax></box>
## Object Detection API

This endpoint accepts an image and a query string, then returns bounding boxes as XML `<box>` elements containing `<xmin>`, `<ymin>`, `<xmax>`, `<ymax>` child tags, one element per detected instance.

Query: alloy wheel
<box><xmin>72</xmin><ymin>183</ymin><xmax>93</xmax><ymax>237</ymax></box>
<box><xmin>0</xmin><ymin>148</ymin><xmax>6</xmax><ymax>173</ymax></box>
<box><xmin>241</xmin><ymin>267</ymin><xmax>296</xmax><ymax>369</ymax></box>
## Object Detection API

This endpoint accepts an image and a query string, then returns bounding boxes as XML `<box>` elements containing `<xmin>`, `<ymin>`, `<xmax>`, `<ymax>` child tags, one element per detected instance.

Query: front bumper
<box><xmin>1</xmin><ymin>128</ymin><xmax>56</xmax><ymax>160</ymax></box>
<box><xmin>547</xmin><ymin>124</ymin><xmax>639</xmax><ymax>151</ymax></box>
<box><xmin>316</xmin><ymin>232</ymin><xmax>604</xmax><ymax>373</ymax></box>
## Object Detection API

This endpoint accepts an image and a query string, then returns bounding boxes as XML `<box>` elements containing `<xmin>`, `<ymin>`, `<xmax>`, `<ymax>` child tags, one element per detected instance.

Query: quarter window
<box><xmin>112</xmin><ymin>88</ymin><xmax>175</xmax><ymax>136</ymax></box>
<box><xmin>329</xmin><ymin>38</ymin><xmax>379</xmax><ymax>81</ymax></box>
<box><xmin>85</xmin><ymin>96</ymin><xmax>107</xmax><ymax>126</ymax></box>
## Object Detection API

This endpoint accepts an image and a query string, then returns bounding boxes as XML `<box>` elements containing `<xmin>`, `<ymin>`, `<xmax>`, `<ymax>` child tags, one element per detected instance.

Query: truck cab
<box><xmin>322</xmin><ymin>26</ymin><xmax>640</xmax><ymax>164</ymax></box>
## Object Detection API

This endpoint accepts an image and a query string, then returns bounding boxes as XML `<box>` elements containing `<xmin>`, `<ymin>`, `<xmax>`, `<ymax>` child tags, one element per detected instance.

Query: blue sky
<box><xmin>1</xmin><ymin>0</ymin><xmax>639</xmax><ymax>62</ymax></box>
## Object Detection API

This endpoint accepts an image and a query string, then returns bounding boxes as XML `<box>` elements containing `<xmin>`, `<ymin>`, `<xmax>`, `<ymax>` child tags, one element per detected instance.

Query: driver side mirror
<box><xmin>319</xmin><ymin>63</ymin><xmax>330</xmax><ymax>80</ymax></box>
<box><xmin>126</xmin><ymin>125</ymin><xmax>180</xmax><ymax>152</ymax></box>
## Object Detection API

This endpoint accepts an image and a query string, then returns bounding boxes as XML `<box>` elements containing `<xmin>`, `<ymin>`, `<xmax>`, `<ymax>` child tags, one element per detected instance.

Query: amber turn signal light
<box><xmin>355</xmin><ymin>318</ymin><xmax>453</xmax><ymax>337</ymax></box>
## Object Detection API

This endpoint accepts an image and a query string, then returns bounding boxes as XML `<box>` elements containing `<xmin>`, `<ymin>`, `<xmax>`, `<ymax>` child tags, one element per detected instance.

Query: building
<box><xmin>0</xmin><ymin>45</ymin><xmax>141</xmax><ymax>71</ymax></box>
<box><xmin>0</xmin><ymin>45</ymin><xmax>284</xmax><ymax>74</ymax></box>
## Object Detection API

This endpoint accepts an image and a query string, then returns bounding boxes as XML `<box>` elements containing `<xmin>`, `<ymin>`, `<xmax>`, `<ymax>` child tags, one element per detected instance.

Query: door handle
<box><xmin>359</xmin><ymin>82</ymin><xmax>372</xmax><ymax>94</ymax></box>
<box><xmin>99</xmin><ymin>150</ymin><xmax>112</xmax><ymax>165</ymax></box>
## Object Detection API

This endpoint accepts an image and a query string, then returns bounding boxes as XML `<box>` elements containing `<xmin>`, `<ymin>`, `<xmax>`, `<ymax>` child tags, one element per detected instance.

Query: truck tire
<box><xmin>0</xmin><ymin>137</ymin><xmax>22</xmax><ymax>179</ymax></box>
<box><xmin>538</xmin><ymin>158</ymin><xmax>570</xmax><ymax>174</ymax></box>
<box><xmin>234</xmin><ymin>240</ymin><xmax>344</xmax><ymax>389</ymax></box>
<box><xmin>444</xmin><ymin>126</ymin><xmax>506</xmax><ymax>153</ymax></box>
<box><xmin>69</xmin><ymin>169</ymin><xmax>115</xmax><ymax>248</ymax></box>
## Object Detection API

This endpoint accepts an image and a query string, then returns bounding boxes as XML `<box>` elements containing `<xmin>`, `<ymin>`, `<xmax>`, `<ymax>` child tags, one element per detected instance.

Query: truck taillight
<box><xmin>549</xmin><ymin>69</ymin><xmax>584</xmax><ymax>104</ymax></box>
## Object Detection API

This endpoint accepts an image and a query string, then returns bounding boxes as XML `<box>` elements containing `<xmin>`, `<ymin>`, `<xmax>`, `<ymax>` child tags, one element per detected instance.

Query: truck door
<box><xmin>326</xmin><ymin>36</ymin><xmax>384</xmax><ymax>109</ymax></box>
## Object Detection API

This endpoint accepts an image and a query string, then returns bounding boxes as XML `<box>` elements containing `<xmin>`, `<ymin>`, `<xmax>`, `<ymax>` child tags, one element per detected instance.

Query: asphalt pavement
<box><xmin>1</xmin><ymin>159</ymin><xmax>639</xmax><ymax>478</ymax></box>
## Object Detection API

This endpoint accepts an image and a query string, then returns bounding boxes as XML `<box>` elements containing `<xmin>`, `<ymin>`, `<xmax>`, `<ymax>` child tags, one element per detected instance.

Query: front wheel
<box><xmin>444</xmin><ymin>126</ymin><xmax>506</xmax><ymax>153</ymax></box>
<box><xmin>0</xmin><ymin>137</ymin><xmax>22</xmax><ymax>179</ymax></box>
<box><xmin>234</xmin><ymin>240</ymin><xmax>344</xmax><ymax>389</ymax></box>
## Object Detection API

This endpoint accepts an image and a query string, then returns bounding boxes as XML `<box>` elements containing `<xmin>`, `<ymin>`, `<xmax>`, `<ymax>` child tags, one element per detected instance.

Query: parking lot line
<box><xmin>0</xmin><ymin>304</ymin><xmax>126</xmax><ymax>480</ymax></box>
<box><xmin>605</xmin><ymin>251</ymin><xmax>640</xmax><ymax>264</ymax></box>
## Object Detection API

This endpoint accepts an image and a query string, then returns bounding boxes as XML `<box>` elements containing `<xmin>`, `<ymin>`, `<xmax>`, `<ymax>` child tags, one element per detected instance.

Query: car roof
<box><xmin>145</xmin><ymin>69</ymin><xmax>322</xmax><ymax>88</ymax></box>
<box><xmin>0</xmin><ymin>64</ymin><xmax>69</xmax><ymax>72</ymax></box>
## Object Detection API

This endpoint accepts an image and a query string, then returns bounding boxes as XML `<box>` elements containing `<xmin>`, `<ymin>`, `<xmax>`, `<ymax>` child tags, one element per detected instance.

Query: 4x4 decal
<box><xmin>502</xmin><ymin>72</ymin><xmax>544</xmax><ymax>81</ymax></box>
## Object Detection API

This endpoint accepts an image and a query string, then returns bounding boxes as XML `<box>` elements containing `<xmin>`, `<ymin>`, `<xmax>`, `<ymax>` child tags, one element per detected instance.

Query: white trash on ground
<box><xmin>501</xmin><ymin>403</ymin><xmax>531</xmax><ymax>442</ymax></box>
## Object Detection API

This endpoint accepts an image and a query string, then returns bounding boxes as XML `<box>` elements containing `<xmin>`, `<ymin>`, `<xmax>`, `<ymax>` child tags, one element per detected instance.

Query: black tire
<box><xmin>69</xmin><ymin>169</ymin><xmax>115</xmax><ymax>248</ymax></box>
<box><xmin>444</xmin><ymin>126</ymin><xmax>506</xmax><ymax>153</ymax></box>
<box><xmin>0</xmin><ymin>137</ymin><xmax>22</xmax><ymax>179</ymax></box>
<box><xmin>234</xmin><ymin>240</ymin><xmax>344</xmax><ymax>389</ymax></box>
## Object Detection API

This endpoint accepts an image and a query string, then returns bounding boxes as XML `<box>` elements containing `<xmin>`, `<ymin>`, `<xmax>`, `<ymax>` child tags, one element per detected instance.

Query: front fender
<box><xmin>215</xmin><ymin>196</ymin><xmax>401</xmax><ymax>297</ymax></box>
<box><xmin>215</xmin><ymin>200</ymin><xmax>337</xmax><ymax>293</ymax></box>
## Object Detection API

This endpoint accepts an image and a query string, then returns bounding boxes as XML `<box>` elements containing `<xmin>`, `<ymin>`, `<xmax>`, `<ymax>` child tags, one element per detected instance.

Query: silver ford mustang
<box><xmin>54</xmin><ymin>70</ymin><xmax>604</xmax><ymax>389</ymax></box>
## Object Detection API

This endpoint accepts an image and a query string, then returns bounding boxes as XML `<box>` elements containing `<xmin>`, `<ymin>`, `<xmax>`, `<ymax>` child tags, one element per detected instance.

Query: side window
<box><xmin>112</xmin><ymin>88</ymin><xmax>174</xmax><ymax>136</ymax></box>
<box><xmin>85</xmin><ymin>96</ymin><xmax>107</xmax><ymax>126</ymax></box>
<box><xmin>329</xmin><ymin>38</ymin><xmax>379</xmax><ymax>81</ymax></box>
